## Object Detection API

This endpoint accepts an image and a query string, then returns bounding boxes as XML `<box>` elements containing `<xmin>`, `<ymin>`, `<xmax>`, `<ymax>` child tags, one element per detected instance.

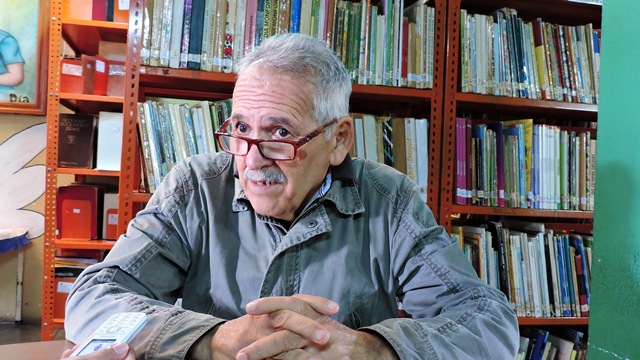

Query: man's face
<box><xmin>231</xmin><ymin>70</ymin><xmax>334</xmax><ymax>221</ymax></box>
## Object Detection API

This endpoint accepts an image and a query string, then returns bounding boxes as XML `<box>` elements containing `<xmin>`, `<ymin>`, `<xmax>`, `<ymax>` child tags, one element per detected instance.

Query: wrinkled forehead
<box><xmin>236</xmin><ymin>66</ymin><xmax>315</xmax><ymax>93</ymax></box>
<box><xmin>233</xmin><ymin>69</ymin><xmax>316</xmax><ymax>123</ymax></box>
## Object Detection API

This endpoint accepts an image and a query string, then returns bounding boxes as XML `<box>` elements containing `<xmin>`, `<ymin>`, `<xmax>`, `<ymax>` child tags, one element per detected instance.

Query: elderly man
<box><xmin>65</xmin><ymin>33</ymin><xmax>518</xmax><ymax>359</ymax></box>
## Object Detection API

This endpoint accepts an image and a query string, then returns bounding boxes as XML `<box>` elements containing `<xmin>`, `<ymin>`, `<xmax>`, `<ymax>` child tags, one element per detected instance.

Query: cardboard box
<box><xmin>103</xmin><ymin>193</ymin><xmax>118</xmax><ymax>239</ymax></box>
<box><xmin>59</xmin><ymin>58</ymin><xmax>83</xmax><ymax>94</ymax></box>
<box><xmin>57</xmin><ymin>185</ymin><xmax>105</xmax><ymax>239</ymax></box>
<box><xmin>94</xmin><ymin>55</ymin><xmax>109</xmax><ymax>96</ymax></box>
<box><xmin>107</xmin><ymin>61</ymin><xmax>125</xmax><ymax>97</ymax></box>
<box><xmin>61</xmin><ymin>0</ymin><xmax>93</xmax><ymax>20</ymax></box>
<box><xmin>113</xmin><ymin>0</ymin><xmax>130</xmax><ymax>23</ymax></box>
<box><xmin>54</xmin><ymin>278</ymin><xmax>76</xmax><ymax>319</ymax></box>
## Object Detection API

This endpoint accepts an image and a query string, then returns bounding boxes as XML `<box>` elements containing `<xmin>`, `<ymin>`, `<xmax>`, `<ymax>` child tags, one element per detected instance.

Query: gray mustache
<box><xmin>244</xmin><ymin>168</ymin><xmax>287</xmax><ymax>183</ymax></box>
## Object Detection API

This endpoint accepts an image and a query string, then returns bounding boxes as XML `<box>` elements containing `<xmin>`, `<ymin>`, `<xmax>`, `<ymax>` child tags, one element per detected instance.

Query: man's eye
<box><xmin>236</xmin><ymin>123</ymin><xmax>249</xmax><ymax>134</ymax></box>
<box><xmin>276</xmin><ymin>128</ymin><xmax>291</xmax><ymax>138</ymax></box>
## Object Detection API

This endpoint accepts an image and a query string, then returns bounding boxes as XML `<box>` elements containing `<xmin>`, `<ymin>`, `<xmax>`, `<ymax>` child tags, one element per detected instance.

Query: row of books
<box><xmin>54</xmin><ymin>248</ymin><xmax>105</xmax><ymax>278</ymax></box>
<box><xmin>455</xmin><ymin>117</ymin><xmax>596</xmax><ymax>211</ymax></box>
<box><xmin>451</xmin><ymin>220</ymin><xmax>592</xmax><ymax>319</ymax></box>
<box><xmin>140</xmin><ymin>0</ymin><xmax>436</xmax><ymax>88</ymax></box>
<box><xmin>460</xmin><ymin>7</ymin><xmax>600</xmax><ymax>104</ymax></box>
<box><xmin>137</xmin><ymin>98</ymin><xmax>233</xmax><ymax>192</ymax></box>
<box><xmin>518</xmin><ymin>327</ymin><xmax>587</xmax><ymax>360</ymax></box>
<box><xmin>351</xmin><ymin>114</ymin><xmax>428</xmax><ymax>201</ymax></box>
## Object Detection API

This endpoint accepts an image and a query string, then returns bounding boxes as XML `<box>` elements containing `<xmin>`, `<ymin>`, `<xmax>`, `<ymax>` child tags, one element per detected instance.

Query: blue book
<box><xmin>563</xmin><ymin>234</ymin><xmax>577</xmax><ymax>317</ymax></box>
<box><xmin>528</xmin><ymin>328</ymin><xmax>549</xmax><ymax>360</ymax></box>
<box><xmin>290</xmin><ymin>0</ymin><xmax>301</xmax><ymax>33</ymax></box>
<box><xmin>255</xmin><ymin>0</ymin><xmax>266</xmax><ymax>45</ymax></box>
<box><xmin>570</xmin><ymin>234</ymin><xmax>591</xmax><ymax>314</ymax></box>
<box><xmin>555</xmin><ymin>234</ymin><xmax>571</xmax><ymax>317</ymax></box>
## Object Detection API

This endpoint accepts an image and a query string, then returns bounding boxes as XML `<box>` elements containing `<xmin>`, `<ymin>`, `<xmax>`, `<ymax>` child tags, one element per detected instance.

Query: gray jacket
<box><xmin>65</xmin><ymin>153</ymin><xmax>519</xmax><ymax>359</ymax></box>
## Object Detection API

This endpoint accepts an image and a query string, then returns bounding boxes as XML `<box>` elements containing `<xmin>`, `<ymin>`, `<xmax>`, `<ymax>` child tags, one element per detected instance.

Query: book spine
<box><xmin>149</xmin><ymin>0</ymin><xmax>165</xmax><ymax>66</ymax></box>
<box><xmin>415</xmin><ymin>118</ymin><xmax>429</xmax><ymax>203</ymax></box>
<box><xmin>187</xmin><ymin>0</ymin><xmax>206</xmax><ymax>69</ymax></box>
<box><xmin>180</xmin><ymin>0</ymin><xmax>194</xmax><ymax>68</ymax></box>
<box><xmin>245</xmin><ymin>0</ymin><xmax>258</xmax><ymax>54</ymax></box>
<box><xmin>233</xmin><ymin>0</ymin><xmax>247</xmax><ymax>73</ymax></box>
<box><xmin>223</xmin><ymin>0</ymin><xmax>238</xmax><ymax>74</ymax></box>
<box><xmin>290</xmin><ymin>0</ymin><xmax>301</xmax><ymax>33</ymax></box>
<box><xmin>169</xmin><ymin>0</ymin><xmax>186</xmax><ymax>69</ymax></box>
<box><xmin>212</xmin><ymin>0</ymin><xmax>229</xmax><ymax>72</ymax></box>
<box><xmin>159</xmin><ymin>0</ymin><xmax>174</xmax><ymax>67</ymax></box>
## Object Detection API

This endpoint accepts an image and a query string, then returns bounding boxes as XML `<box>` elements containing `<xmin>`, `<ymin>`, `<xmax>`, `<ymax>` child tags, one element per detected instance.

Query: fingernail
<box><xmin>327</xmin><ymin>301</ymin><xmax>339</xmax><ymax>312</ymax></box>
<box><xmin>314</xmin><ymin>329</ymin><xmax>329</xmax><ymax>342</ymax></box>
<box><xmin>112</xmin><ymin>343</ymin><xmax>129</xmax><ymax>356</ymax></box>
<box><xmin>246</xmin><ymin>301</ymin><xmax>257</xmax><ymax>312</ymax></box>
<box><xmin>237</xmin><ymin>352</ymin><xmax>248</xmax><ymax>360</ymax></box>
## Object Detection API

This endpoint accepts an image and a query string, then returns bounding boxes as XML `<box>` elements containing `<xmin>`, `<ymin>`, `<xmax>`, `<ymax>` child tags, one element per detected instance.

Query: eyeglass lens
<box><xmin>218</xmin><ymin>135</ymin><xmax>296</xmax><ymax>160</ymax></box>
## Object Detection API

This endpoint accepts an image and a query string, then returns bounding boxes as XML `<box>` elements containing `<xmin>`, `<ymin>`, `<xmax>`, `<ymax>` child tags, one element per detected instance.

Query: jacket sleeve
<box><xmin>64</xmin><ymin>165</ymin><xmax>223</xmax><ymax>359</ymax></box>
<box><xmin>362</xmin><ymin>187</ymin><xmax>520</xmax><ymax>360</ymax></box>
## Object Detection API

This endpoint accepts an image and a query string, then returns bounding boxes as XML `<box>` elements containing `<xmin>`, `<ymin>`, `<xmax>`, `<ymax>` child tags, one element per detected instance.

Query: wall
<box><xmin>588</xmin><ymin>0</ymin><xmax>640</xmax><ymax>359</ymax></box>
<box><xmin>0</xmin><ymin>114</ymin><xmax>46</xmax><ymax>323</ymax></box>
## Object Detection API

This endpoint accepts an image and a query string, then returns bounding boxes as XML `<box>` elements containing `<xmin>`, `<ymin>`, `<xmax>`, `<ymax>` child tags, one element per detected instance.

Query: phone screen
<box><xmin>76</xmin><ymin>339</ymin><xmax>117</xmax><ymax>355</ymax></box>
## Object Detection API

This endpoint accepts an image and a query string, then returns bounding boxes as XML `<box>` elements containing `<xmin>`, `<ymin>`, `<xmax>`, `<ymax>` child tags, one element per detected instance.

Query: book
<box><xmin>149</xmin><ymin>0</ymin><xmax>165</xmax><ymax>66</ymax></box>
<box><xmin>212</xmin><ymin>0</ymin><xmax>229</xmax><ymax>72</ymax></box>
<box><xmin>187</xmin><ymin>0</ymin><xmax>206</xmax><ymax>69</ymax></box>
<box><xmin>569</xmin><ymin>234</ymin><xmax>590</xmax><ymax>316</ymax></box>
<box><xmin>516</xmin><ymin>336</ymin><xmax>529</xmax><ymax>360</ymax></box>
<box><xmin>58</xmin><ymin>114</ymin><xmax>97</xmax><ymax>169</ymax></box>
<box><xmin>546</xmin><ymin>334</ymin><xmax>573</xmax><ymax>360</ymax></box>
<box><xmin>414</xmin><ymin>118</ymin><xmax>429</xmax><ymax>202</ymax></box>
<box><xmin>95</xmin><ymin>112</ymin><xmax>124</xmax><ymax>171</ymax></box>
<box><xmin>199</xmin><ymin>0</ymin><xmax>218</xmax><ymax>72</ymax></box>
<box><xmin>180</xmin><ymin>0</ymin><xmax>194</xmax><ymax>68</ymax></box>
<box><xmin>158</xmin><ymin>0</ymin><xmax>175</xmax><ymax>67</ymax></box>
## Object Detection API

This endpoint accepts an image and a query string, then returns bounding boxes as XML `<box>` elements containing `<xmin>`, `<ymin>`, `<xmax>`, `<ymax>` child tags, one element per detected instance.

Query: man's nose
<box><xmin>244</xmin><ymin>142</ymin><xmax>272</xmax><ymax>169</ymax></box>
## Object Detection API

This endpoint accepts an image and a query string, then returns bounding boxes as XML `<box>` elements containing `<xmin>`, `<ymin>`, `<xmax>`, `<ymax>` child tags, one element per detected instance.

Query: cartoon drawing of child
<box><xmin>0</xmin><ymin>29</ymin><xmax>25</xmax><ymax>90</ymax></box>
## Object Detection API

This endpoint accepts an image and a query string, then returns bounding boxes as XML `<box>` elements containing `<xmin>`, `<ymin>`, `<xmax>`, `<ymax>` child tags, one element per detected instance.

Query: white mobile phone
<box><xmin>70</xmin><ymin>312</ymin><xmax>147</xmax><ymax>357</ymax></box>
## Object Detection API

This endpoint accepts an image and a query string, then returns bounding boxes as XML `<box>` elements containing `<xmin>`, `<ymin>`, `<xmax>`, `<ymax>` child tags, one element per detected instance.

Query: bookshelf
<box><xmin>440</xmin><ymin>0</ymin><xmax>600</xmax><ymax>338</ymax></box>
<box><xmin>41</xmin><ymin>1</ymin><xmax>128</xmax><ymax>340</ymax></box>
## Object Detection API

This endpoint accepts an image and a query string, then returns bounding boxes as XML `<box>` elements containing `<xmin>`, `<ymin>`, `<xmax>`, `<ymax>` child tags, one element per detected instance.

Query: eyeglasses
<box><xmin>214</xmin><ymin>118</ymin><xmax>338</xmax><ymax>161</ymax></box>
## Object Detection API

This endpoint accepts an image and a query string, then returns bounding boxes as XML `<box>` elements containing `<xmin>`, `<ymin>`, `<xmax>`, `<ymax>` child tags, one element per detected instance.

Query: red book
<box><xmin>401</xmin><ymin>17</ymin><xmax>409</xmax><ymax>86</ymax></box>
<box><xmin>92</xmin><ymin>0</ymin><xmax>107</xmax><ymax>21</ymax></box>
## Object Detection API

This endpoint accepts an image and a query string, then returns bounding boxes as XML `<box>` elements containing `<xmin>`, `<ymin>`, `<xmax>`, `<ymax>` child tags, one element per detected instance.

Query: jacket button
<box><xmin>308</xmin><ymin>221</ymin><xmax>317</xmax><ymax>228</ymax></box>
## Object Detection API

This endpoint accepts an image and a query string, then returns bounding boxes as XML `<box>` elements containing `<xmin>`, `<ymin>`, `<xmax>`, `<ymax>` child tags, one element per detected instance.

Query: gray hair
<box><xmin>237</xmin><ymin>33</ymin><xmax>352</xmax><ymax>133</ymax></box>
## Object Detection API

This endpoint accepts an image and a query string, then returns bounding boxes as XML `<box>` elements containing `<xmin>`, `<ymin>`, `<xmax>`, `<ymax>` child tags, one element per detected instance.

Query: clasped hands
<box><xmin>210</xmin><ymin>294</ymin><xmax>398</xmax><ymax>360</ymax></box>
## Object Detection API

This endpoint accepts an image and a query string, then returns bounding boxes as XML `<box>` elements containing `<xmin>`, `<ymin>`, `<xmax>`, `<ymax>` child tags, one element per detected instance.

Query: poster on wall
<box><xmin>0</xmin><ymin>0</ymin><xmax>48</xmax><ymax>115</ymax></box>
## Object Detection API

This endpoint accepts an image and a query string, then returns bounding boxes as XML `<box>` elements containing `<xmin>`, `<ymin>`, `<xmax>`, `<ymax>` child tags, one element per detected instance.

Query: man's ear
<box><xmin>329</xmin><ymin>117</ymin><xmax>354</xmax><ymax>166</ymax></box>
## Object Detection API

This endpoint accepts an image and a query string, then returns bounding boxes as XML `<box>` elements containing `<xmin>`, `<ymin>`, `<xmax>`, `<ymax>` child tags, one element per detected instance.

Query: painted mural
<box><xmin>0</xmin><ymin>122</ymin><xmax>45</xmax><ymax>239</ymax></box>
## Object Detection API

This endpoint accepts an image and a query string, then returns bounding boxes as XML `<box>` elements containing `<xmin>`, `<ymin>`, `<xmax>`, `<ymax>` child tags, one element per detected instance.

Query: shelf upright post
<box><xmin>439</xmin><ymin>0</ymin><xmax>463</xmax><ymax>232</ymax></box>
<box><xmin>117</xmin><ymin>0</ymin><xmax>146</xmax><ymax>236</ymax></box>
<box><xmin>42</xmin><ymin>0</ymin><xmax>63</xmax><ymax>341</ymax></box>
<box><xmin>427</xmin><ymin>0</ymin><xmax>448</xmax><ymax>223</ymax></box>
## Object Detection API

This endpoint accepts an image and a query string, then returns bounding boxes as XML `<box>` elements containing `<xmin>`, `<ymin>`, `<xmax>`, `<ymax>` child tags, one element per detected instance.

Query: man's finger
<box><xmin>246</xmin><ymin>295</ymin><xmax>339</xmax><ymax>316</ymax></box>
<box><xmin>266</xmin><ymin>310</ymin><xmax>330</xmax><ymax>345</ymax></box>
<box><xmin>236</xmin><ymin>330</ymin><xmax>308</xmax><ymax>360</ymax></box>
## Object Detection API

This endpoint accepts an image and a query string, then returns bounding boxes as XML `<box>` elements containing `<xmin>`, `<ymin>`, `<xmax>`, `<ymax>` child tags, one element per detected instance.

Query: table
<box><xmin>0</xmin><ymin>340</ymin><xmax>74</xmax><ymax>360</ymax></box>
